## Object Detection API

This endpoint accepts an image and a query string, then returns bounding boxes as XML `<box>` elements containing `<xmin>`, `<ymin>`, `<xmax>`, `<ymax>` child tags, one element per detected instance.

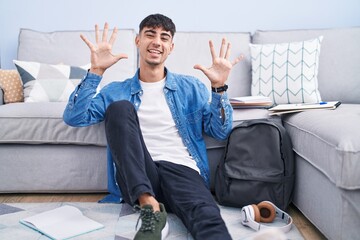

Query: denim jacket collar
<box><xmin>130</xmin><ymin>68</ymin><xmax>177</xmax><ymax>96</ymax></box>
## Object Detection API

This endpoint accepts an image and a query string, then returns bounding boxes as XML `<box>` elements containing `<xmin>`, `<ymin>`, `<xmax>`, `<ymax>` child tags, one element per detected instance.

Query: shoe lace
<box><xmin>135</xmin><ymin>206</ymin><xmax>160</xmax><ymax>232</ymax></box>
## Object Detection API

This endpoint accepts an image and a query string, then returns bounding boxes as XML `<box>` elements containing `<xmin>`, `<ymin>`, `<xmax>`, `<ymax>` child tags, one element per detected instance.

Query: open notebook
<box><xmin>268</xmin><ymin>101</ymin><xmax>341</xmax><ymax>115</ymax></box>
<box><xmin>20</xmin><ymin>205</ymin><xmax>104</xmax><ymax>239</ymax></box>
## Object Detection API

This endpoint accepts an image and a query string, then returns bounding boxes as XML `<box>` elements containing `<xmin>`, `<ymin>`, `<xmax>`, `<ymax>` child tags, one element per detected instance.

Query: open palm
<box><xmin>81</xmin><ymin>23</ymin><xmax>128</xmax><ymax>76</ymax></box>
<box><xmin>194</xmin><ymin>38</ymin><xmax>243</xmax><ymax>88</ymax></box>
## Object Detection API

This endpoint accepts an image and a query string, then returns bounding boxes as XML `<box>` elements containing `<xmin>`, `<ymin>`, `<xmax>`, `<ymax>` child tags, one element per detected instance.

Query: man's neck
<box><xmin>139</xmin><ymin>64</ymin><xmax>166</xmax><ymax>83</ymax></box>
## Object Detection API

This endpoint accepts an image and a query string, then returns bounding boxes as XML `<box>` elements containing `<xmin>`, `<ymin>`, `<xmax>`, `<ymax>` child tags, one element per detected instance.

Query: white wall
<box><xmin>1</xmin><ymin>0</ymin><xmax>359</xmax><ymax>69</ymax></box>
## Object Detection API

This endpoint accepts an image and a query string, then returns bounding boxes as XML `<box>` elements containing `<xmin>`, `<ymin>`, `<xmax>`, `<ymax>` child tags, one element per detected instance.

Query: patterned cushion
<box><xmin>0</xmin><ymin>70</ymin><xmax>24</xmax><ymax>104</ymax></box>
<box><xmin>14</xmin><ymin>60</ymin><xmax>89</xmax><ymax>102</ymax></box>
<box><xmin>250</xmin><ymin>37</ymin><xmax>323</xmax><ymax>104</ymax></box>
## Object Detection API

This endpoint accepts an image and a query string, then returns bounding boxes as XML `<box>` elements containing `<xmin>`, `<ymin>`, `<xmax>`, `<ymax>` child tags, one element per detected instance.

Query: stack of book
<box><xmin>230</xmin><ymin>96</ymin><xmax>273</xmax><ymax>109</ymax></box>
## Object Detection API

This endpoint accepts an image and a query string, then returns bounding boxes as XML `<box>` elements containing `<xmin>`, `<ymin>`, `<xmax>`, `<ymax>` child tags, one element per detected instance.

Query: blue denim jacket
<box><xmin>63</xmin><ymin>68</ymin><xmax>233</xmax><ymax>202</ymax></box>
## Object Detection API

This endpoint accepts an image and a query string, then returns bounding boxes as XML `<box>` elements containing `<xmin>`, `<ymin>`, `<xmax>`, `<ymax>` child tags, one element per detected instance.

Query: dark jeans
<box><xmin>104</xmin><ymin>100</ymin><xmax>231</xmax><ymax>240</ymax></box>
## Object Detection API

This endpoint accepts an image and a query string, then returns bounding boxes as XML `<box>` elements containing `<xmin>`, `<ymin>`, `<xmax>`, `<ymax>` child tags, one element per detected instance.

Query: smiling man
<box><xmin>63</xmin><ymin>14</ymin><xmax>242</xmax><ymax>240</ymax></box>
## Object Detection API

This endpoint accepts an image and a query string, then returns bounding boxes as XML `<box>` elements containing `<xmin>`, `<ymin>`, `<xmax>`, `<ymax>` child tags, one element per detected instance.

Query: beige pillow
<box><xmin>0</xmin><ymin>70</ymin><xmax>24</xmax><ymax>103</ymax></box>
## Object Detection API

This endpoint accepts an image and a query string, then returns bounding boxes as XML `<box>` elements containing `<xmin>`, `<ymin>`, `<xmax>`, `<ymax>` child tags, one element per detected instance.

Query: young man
<box><xmin>63</xmin><ymin>14</ymin><xmax>242</xmax><ymax>240</ymax></box>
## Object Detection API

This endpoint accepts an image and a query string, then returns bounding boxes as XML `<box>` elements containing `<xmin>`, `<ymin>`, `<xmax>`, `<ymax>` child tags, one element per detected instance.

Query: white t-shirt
<box><xmin>137</xmin><ymin>78</ymin><xmax>200</xmax><ymax>173</ymax></box>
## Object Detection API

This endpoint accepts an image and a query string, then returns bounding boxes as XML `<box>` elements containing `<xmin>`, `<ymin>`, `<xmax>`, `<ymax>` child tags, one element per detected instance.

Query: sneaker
<box><xmin>134</xmin><ymin>203</ymin><xmax>169</xmax><ymax>240</ymax></box>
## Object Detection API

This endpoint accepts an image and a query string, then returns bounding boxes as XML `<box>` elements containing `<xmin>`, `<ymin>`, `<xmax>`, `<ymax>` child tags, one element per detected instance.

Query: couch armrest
<box><xmin>0</xmin><ymin>87</ymin><xmax>4</xmax><ymax>105</ymax></box>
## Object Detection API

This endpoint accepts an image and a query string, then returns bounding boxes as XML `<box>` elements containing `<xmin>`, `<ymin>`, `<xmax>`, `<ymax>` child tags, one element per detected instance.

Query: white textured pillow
<box><xmin>250</xmin><ymin>37</ymin><xmax>323</xmax><ymax>104</ymax></box>
<box><xmin>14</xmin><ymin>60</ymin><xmax>89</xmax><ymax>102</ymax></box>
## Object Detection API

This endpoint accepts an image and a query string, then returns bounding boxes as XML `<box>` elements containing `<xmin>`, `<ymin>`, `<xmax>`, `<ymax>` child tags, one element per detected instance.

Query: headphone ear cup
<box><xmin>257</xmin><ymin>201</ymin><xmax>276</xmax><ymax>223</ymax></box>
<box><xmin>251</xmin><ymin>204</ymin><xmax>261</xmax><ymax>222</ymax></box>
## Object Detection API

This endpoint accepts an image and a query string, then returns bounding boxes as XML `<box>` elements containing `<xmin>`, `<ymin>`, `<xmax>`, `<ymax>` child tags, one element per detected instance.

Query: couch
<box><xmin>0</xmin><ymin>26</ymin><xmax>359</xmax><ymax>240</ymax></box>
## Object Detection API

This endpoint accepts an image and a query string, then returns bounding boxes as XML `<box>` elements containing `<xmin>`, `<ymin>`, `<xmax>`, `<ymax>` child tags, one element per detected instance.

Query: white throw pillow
<box><xmin>14</xmin><ymin>60</ymin><xmax>90</xmax><ymax>102</ymax></box>
<box><xmin>250</xmin><ymin>36</ymin><xmax>323</xmax><ymax>104</ymax></box>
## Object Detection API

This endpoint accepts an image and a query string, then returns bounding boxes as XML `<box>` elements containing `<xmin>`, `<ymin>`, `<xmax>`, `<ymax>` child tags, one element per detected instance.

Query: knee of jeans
<box><xmin>191</xmin><ymin>202</ymin><xmax>221</xmax><ymax>219</ymax></box>
<box><xmin>106</xmin><ymin>100</ymin><xmax>134</xmax><ymax>118</ymax></box>
<box><xmin>105</xmin><ymin>101</ymin><xmax>136</xmax><ymax>129</ymax></box>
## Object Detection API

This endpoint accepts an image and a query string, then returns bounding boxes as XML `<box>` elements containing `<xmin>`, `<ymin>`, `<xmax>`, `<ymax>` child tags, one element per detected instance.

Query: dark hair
<box><xmin>139</xmin><ymin>14</ymin><xmax>176</xmax><ymax>37</ymax></box>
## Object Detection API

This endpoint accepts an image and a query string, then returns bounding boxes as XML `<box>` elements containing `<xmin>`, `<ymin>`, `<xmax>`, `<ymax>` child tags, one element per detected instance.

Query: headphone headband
<box><xmin>240</xmin><ymin>201</ymin><xmax>293</xmax><ymax>233</ymax></box>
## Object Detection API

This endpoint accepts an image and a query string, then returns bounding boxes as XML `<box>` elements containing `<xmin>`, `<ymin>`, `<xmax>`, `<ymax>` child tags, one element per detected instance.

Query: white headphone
<box><xmin>240</xmin><ymin>201</ymin><xmax>293</xmax><ymax>233</ymax></box>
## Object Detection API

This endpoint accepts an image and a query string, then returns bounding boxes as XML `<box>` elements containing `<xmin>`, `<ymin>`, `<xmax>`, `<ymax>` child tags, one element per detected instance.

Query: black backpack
<box><xmin>215</xmin><ymin>118</ymin><xmax>295</xmax><ymax>210</ymax></box>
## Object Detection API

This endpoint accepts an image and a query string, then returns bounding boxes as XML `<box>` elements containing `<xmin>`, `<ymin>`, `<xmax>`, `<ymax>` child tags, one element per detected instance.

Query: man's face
<box><xmin>136</xmin><ymin>27</ymin><xmax>174</xmax><ymax>67</ymax></box>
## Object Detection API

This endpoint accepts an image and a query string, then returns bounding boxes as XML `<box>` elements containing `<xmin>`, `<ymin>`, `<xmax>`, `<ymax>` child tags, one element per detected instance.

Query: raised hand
<box><xmin>80</xmin><ymin>22</ymin><xmax>128</xmax><ymax>76</ymax></box>
<box><xmin>194</xmin><ymin>38</ymin><xmax>243</xmax><ymax>88</ymax></box>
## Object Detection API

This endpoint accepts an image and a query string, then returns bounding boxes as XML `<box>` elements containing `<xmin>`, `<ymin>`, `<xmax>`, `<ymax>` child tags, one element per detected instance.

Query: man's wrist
<box><xmin>89</xmin><ymin>67</ymin><xmax>105</xmax><ymax>76</ymax></box>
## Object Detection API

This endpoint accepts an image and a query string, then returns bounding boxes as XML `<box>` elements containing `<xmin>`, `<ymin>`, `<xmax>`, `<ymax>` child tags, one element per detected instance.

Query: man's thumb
<box><xmin>193</xmin><ymin>64</ymin><xmax>206</xmax><ymax>73</ymax></box>
<box><xmin>115</xmin><ymin>53</ymin><xmax>128</xmax><ymax>60</ymax></box>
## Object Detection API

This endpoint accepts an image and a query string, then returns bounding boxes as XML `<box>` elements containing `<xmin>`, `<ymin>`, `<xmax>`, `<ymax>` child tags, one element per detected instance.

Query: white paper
<box><xmin>20</xmin><ymin>205</ymin><xmax>104</xmax><ymax>239</ymax></box>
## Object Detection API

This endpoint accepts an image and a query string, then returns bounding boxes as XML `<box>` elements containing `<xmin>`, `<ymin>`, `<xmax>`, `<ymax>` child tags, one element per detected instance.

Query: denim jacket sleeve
<box><xmin>63</xmin><ymin>72</ymin><xmax>107</xmax><ymax>127</ymax></box>
<box><xmin>203</xmin><ymin>91</ymin><xmax>233</xmax><ymax>140</ymax></box>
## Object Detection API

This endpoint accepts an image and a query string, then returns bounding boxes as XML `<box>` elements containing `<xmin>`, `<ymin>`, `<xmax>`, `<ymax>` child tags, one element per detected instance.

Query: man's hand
<box><xmin>80</xmin><ymin>22</ymin><xmax>128</xmax><ymax>76</ymax></box>
<box><xmin>194</xmin><ymin>38</ymin><xmax>243</xmax><ymax>88</ymax></box>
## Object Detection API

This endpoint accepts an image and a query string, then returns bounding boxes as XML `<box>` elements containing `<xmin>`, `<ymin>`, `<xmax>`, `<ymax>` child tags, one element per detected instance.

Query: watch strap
<box><xmin>212</xmin><ymin>84</ymin><xmax>228</xmax><ymax>93</ymax></box>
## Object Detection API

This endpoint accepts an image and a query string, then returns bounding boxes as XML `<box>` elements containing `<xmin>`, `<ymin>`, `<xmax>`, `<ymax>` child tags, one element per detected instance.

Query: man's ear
<box><xmin>169</xmin><ymin>42</ymin><xmax>175</xmax><ymax>54</ymax></box>
<box><xmin>135</xmin><ymin>35</ymin><xmax>140</xmax><ymax>47</ymax></box>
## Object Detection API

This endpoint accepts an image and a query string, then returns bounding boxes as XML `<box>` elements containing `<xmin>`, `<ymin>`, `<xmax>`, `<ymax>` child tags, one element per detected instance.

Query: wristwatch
<box><xmin>212</xmin><ymin>84</ymin><xmax>228</xmax><ymax>93</ymax></box>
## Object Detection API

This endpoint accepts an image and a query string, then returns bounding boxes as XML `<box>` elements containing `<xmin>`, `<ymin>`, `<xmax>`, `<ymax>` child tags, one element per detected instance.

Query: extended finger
<box><xmin>95</xmin><ymin>24</ymin><xmax>100</xmax><ymax>44</ymax></box>
<box><xmin>219</xmin><ymin>38</ymin><xmax>226</xmax><ymax>58</ymax></box>
<box><xmin>209</xmin><ymin>40</ymin><xmax>216</xmax><ymax>61</ymax></box>
<box><xmin>80</xmin><ymin>34</ymin><xmax>96</xmax><ymax>51</ymax></box>
<box><xmin>232</xmin><ymin>54</ymin><xmax>245</xmax><ymax>66</ymax></box>
<box><xmin>114</xmin><ymin>53</ymin><xmax>129</xmax><ymax>61</ymax></box>
<box><xmin>102</xmin><ymin>22</ymin><xmax>109</xmax><ymax>42</ymax></box>
<box><xmin>225</xmin><ymin>42</ymin><xmax>231</xmax><ymax>59</ymax></box>
<box><xmin>109</xmin><ymin>27</ymin><xmax>118</xmax><ymax>46</ymax></box>
<box><xmin>194</xmin><ymin>64</ymin><xmax>208</xmax><ymax>74</ymax></box>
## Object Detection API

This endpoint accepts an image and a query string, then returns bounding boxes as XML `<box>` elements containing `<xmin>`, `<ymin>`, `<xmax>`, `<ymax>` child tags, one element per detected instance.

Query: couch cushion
<box><xmin>14</xmin><ymin>60</ymin><xmax>88</xmax><ymax>102</ymax></box>
<box><xmin>282</xmin><ymin>104</ymin><xmax>360</xmax><ymax>189</ymax></box>
<box><xmin>250</xmin><ymin>37</ymin><xmax>323</xmax><ymax>104</ymax></box>
<box><xmin>17</xmin><ymin>28</ymin><xmax>138</xmax><ymax>87</ymax></box>
<box><xmin>0</xmin><ymin>102</ymin><xmax>268</xmax><ymax>147</ymax></box>
<box><xmin>165</xmin><ymin>32</ymin><xmax>252</xmax><ymax>98</ymax></box>
<box><xmin>252</xmin><ymin>27</ymin><xmax>360</xmax><ymax>104</ymax></box>
<box><xmin>0</xmin><ymin>102</ymin><xmax>106</xmax><ymax>146</ymax></box>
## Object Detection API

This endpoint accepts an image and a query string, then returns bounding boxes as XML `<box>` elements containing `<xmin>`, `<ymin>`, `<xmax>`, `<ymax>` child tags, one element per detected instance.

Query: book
<box><xmin>268</xmin><ymin>101</ymin><xmax>341</xmax><ymax>115</ymax></box>
<box><xmin>20</xmin><ymin>205</ymin><xmax>104</xmax><ymax>240</ymax></box>
<box><xmin>230</xmin><ymin>96</ymin><xmax>273</xmax><ymax>109</ymax></box>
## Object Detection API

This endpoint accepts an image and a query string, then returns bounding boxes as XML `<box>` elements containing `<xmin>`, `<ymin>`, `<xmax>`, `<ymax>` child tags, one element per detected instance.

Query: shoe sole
<box><xmin>161</xmin><ymin>221</ymin><xmax>169</xmax><ymax>240</ymax></box>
